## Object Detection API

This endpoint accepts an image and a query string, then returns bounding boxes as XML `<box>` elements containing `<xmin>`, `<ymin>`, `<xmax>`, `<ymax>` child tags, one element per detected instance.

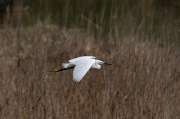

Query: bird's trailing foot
<box><xmin>50</xmin><ymin>69</ymin><xmax>58</xmax><ymax>72</ymax></box>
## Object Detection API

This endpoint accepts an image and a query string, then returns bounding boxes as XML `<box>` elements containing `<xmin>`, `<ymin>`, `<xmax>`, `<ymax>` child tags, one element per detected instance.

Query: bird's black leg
<box><xmin>57</xmin><ymin>67</ymin><xmax>74</xmax><ymax>72</ymax></box>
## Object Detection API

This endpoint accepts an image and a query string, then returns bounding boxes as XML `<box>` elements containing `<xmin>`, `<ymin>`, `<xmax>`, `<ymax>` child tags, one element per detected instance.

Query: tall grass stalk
<box><xmin>0</xmin><ymin>0</ymin><xmax>180</xmax><ymax>118</ymax></box>
<box><xmin>0</xmin><ymin>19</ymin><xmax>180</xmax><ymax>118</ymax></box>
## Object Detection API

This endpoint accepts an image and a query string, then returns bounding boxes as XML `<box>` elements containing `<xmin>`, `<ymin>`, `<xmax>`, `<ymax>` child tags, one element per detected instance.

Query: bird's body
<box><xmin>50</xmin><ymin>56</ymin><xmax>112</xmax><ymax>82</ymax></box>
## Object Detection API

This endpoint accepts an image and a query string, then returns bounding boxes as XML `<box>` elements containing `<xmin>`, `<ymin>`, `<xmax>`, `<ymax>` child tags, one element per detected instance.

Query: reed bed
<box><xmin>0</xmin><ymin>0</ymin><xmax>180</xmax><ymax>118</ymax></box>
<box><xmin>0</xmin><ymin>21</ymin><xmax>180</xmax><ymax>118</ymax></box>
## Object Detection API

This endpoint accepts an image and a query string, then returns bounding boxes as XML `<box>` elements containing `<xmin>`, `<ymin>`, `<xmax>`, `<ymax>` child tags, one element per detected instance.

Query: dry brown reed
<box><xmin>0</xmin><ymin>22</ymin><xmax>180</xmax><ymax>119</ymax></box>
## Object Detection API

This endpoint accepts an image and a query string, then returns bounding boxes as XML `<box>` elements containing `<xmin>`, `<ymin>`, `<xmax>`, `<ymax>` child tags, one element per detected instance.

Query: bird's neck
<box><xmin>91</xmin><ymin>63</ymin><xmax>101</xmax><ymax>69</ymax></box>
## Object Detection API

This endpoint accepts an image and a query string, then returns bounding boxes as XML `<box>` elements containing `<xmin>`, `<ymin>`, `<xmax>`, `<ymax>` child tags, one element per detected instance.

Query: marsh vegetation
<box><xmin>0</xmin><ymin>0</ymin><xmax>180</xmax><ymax>118</ymax></box>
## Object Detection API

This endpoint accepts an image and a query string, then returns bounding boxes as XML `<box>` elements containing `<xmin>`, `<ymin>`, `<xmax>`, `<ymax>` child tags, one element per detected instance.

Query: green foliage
<box><xmin>6</xmin><ymin>0</ymin><xmax>176</xmax><ymax>41</ymax></box>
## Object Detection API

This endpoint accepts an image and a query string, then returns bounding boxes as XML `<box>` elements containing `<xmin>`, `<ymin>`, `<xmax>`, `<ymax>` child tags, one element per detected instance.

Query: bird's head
<box><xmin>95</xmin><ymin>60</ymin><xmax>112</xmax><ymax>65</ymax></box>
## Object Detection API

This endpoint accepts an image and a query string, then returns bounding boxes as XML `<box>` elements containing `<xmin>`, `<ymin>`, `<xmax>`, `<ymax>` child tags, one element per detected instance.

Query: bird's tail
<box><xmin>62</xmin><ymin>63</ymin><xmax>70</xmax><ymax>68</ymax></box>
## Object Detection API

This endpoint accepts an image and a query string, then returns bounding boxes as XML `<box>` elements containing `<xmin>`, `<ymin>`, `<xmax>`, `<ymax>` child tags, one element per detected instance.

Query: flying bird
<box><xmin>50</xmin><ymin>56</ymin><xmax>112</xmax><ymax>82</ymax></box>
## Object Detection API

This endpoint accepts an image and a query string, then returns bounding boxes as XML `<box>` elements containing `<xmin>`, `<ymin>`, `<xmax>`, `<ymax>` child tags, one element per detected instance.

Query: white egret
<box><xmin>50</xmin><ymin>56</ymin><xmax>112</xmax><ymax>82</ymax></box>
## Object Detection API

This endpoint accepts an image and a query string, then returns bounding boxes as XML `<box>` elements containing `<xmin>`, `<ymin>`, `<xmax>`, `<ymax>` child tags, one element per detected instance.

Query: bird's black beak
<box><xmin>104</xmin><ymin>62</ymin><xmax>112</xmax><ymax>65</ymax></box>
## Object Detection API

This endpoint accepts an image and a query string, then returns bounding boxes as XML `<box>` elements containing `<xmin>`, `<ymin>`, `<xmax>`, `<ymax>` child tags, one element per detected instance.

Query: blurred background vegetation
<box><xmin>1</xmin><ymin>1</ymin><xmax>180</xmax><ymax>118</ymax></box>
<box><xmin>1</xmin><ymin>0</ymin><xmax>180</xmax><ymax>41</ymax></box>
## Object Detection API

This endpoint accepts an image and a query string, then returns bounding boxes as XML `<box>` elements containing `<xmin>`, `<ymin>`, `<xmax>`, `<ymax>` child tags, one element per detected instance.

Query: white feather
<box><xmin>62</xmin><ymin>63</ymin><xmax>69</xmax><ymax>68</ymax></box>
<box><xmin>51</xmin><ymin>56</ymin><xmax>112</xmax><ymax>82</ymax></box>
<box><xmin>72</xmin><ymin>58</ymin><xmax>95</xmax><ymax>82</ymax></box>
<box><xmin>69</xmin><ymin>56</ymin><xmax>96</xmax><ymax>63</ymax></box>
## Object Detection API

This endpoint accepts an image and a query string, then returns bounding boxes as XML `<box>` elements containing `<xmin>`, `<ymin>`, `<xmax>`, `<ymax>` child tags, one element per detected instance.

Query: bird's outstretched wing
<box><xmin>69</xmin><ymin>56</ymin><xmax>96</xmax><ymax>63</ymax></box>
<box><xmin>73</xmin><ymin>58</ymin><xmax>95</xmax><ymax>82</ymax></box>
